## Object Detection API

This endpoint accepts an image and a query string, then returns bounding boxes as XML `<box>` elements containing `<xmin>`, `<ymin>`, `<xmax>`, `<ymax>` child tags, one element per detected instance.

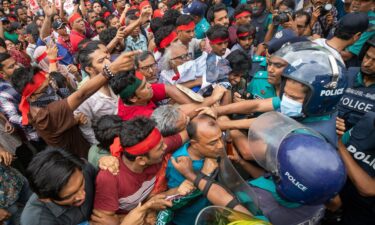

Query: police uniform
<box><xmin>247</xmin><ymin>71</ymin><xmax>276</xmax><ymax>100</ymax></box>
<box><xmin>249</xmin><ymin>55</ymin><xmax>267</xmax><ymax>80</ymax></box>
<box><xmin>338</xmin><ymin>69</ymin><xmax>375</xmax><ymax>130</ymax></box>
<box><xmin>340</xmin><ymin>112</ymin><xmax>375</xmax><ymax>225</ymax></box>
<box><xmin>248</xmin><ymin>176</ymin><xmax>325</xmax><ymax>225</ymax></box>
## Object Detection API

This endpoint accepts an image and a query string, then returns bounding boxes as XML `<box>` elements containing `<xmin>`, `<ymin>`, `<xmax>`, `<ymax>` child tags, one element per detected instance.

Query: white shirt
<box><xmin>313</xmin><ymin>38</ymin><xmax>345</xmax><ymax>65</ymax></box>
<box><xmin>75</xmin><ymin>87</ymin><xmax>118</xmax><ymax>145</ymax></box>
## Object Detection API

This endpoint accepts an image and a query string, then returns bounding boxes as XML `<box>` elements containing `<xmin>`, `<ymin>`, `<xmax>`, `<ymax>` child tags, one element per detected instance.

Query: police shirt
<box><xmin>340</xmin><ymin>111</ymin><xmax>375</xmax><ymax>225</ymax></box>
<box><xmin>338</xmin><ymin>71</ymin><xmax>375</xmax><ymax>129</ymax></box>
<box><xmin>247</xmin><ymin>71</ymin><xmax>277</xmax><ymax>99</ymax></box>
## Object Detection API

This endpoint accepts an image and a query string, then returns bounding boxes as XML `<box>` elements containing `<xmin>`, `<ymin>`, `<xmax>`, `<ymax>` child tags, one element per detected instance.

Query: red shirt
<box><xmin>117</xmin><ymin>84</ymin><xmax>166</xmax><ymax>121</ymax></box>
<box><xmin>94</xmin><ymin>134</ymin><xmax>182</xmax><ymax>214</ymax></box>
<box><xmin>69</xmin><ymin>30</ymin><xmax>86</xmax><ymax>54</ymax></box>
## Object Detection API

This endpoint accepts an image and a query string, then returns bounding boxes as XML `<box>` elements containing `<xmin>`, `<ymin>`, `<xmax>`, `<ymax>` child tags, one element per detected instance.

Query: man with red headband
<box><xmin>228</xmin><ymin>4</ymin><xmax>252</xmax><ymax>47</ymax></box>
<box><xmin>10</xmin><ymin>51</ymin><xmax>139</xmax><ymax>158</ymax></box>
<box><xmin>231</xmin><ymin>24</ymin><xmax>257</xmax><ymax>59</ymax></box>
<box><xmin>69</xmin><ymin>13</ymin><xmax>87</xmax><ymax>54</ymax></box>
<box><xmin>175</xmin><ymin>14</ymin><xmax>204</xmax><ymax>60</ymax></box>
<box><xmin>110</xmin><ymin>70</ymin><xmax>227</xmax><ymax>121</ymax></box>
<box><xmin>93</xmin><ymin>117</ymin><xmax>187</xmax><ymax>224</ymax></box>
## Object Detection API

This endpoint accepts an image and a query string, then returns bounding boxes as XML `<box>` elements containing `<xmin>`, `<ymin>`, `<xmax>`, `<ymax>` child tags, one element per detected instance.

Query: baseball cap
<box><xmin>52</xmin><ymin>19</ymin><xmax>66</xmax><ymax>30</ymax></box>
<box><xmin>267</xmin><ymin>29</ymin><xmax>309</xmax><ymax>54</ymax></box>
<box><xmin>183</xmin><ymin>1</ymin><xmax>207</xmax><ymax>17</ymax></box>
<box><xmin>336</xmin><ymin>12</ymin><xmax>369</xmax><ymax>35</ymax></box>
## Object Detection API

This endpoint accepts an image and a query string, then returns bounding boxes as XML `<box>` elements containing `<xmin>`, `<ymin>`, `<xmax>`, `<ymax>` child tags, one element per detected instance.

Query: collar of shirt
<box><xmin>44</xmin><ymin>200</ymin><xmax>69</xmax><ymax>217</ymax></box>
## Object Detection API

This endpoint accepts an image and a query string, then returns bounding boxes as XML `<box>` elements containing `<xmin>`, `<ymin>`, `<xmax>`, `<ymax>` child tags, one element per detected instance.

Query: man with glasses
<box><xmin>135</xmin><ymin>51</ymin><xmax>158</xmax><ymax>83</ymax></box>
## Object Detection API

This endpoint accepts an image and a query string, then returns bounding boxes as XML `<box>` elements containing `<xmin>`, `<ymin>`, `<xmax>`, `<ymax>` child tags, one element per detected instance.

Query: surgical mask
<box><xmin>280</xmin><ymin>94</ymin><xmax>303</xmax><ymax>117</ymax></box>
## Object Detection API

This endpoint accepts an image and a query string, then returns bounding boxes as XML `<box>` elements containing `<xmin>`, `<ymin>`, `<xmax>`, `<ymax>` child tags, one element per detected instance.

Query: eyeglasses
<box><xmin>139</xmin><ymin>63</ymin><xmax>157</xmax><ymax>71</ymax></box>
<box><xmin>171</xmin><ymin>53</ymin><xmax>190</xmax><ymax>61</ymax></box>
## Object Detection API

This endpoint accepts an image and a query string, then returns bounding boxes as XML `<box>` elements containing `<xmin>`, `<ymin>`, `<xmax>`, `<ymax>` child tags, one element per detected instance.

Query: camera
<box><xmin>272</xmin><ymin>10</ymin><xmax>294</xmax><ymax>26</ymax></box>
<box><xmin>319</xmin><ymin>3</ymin><xmax>333</xmax><ymax>16</ymax></box>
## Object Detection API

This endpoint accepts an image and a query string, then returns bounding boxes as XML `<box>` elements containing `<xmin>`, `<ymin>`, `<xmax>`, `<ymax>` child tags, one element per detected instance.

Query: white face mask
<box><xmin>280</xmin><ymin>94</ymin><xmax>303</xmax><ymax>117</ymax></box>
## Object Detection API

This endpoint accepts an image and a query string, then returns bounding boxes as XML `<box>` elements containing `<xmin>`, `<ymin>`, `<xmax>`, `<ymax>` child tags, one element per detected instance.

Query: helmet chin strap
<box><xmin>324</xmin><ymin>55</ymin><xmax>339</xmax><ymax>89</ymax></box>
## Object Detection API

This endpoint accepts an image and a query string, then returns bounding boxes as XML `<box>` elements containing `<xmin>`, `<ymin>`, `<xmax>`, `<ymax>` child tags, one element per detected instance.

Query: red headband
<box><xmin>95</xmin><ymin>20</ymin><xmax>105</xmax><ymax>27</ymax></box>
<box><xmin>19</xmin><ymin>71</ymin><xmax>47</xmax><ymax>125</ymax></box>
<box><xmin>69</xmin><ymin>13</ymin><xmax>82</xmax><ymax>25</ymax></box>
<box><xmin>135</xmin><ymin>71</ymin><xmax>144</xmax><ymax>80</ymax></box>
<box><xmin>139</xmin><ymin>1</ymin><xmax>150</xmax><ymax>10</ymax></box>
<box><xmin>110</xmin><ymin>128</ymin><xmax>162</xmax><ymax>157</ymax></box>
<box><xmin>153</xmin><ymin>9</ymin><xmax>163</xmax><ymax>18</ymax></box>
<box><xmin>235</xmin><ymin>11</ymin><xmax>251</xmax><ymax>19</ymax></box>
<box><xmin>237</xmin><ymin>32</ymin><xmax>252</xmax><ymax>38</ymax></box>
<box><xmin>159</xmin><ymin>31</ymin><xmax>177</xmax><ymax>49</ymax></box>
<box><xmin>177</xmin><ymin>21</ymin><xmax>195</xmax><ymax>31</ymax></box>
<box><xmin>209</xmin><ymin>37</ymin><xmax>229</xmax><ymax>45</ymax></box>
<box><xmin>36</xmin><ymin>51</ymin><xmax>47</xmax><ymax>63</ymax></box>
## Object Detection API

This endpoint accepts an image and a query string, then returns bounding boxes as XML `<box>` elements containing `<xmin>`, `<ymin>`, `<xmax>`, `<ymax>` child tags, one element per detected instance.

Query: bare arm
<box><xmin>79</xmin><ymin>0</ymin><xmax>87</xmax><ymax>17</ymax></box>
<box><xmin>181</xmin><ymin>77</ymin><xmax>202</xmax><ymax>89</ymax></box>
<box><xmin>0</xmin><ymin>21</ymin><xmax>4</xmax><ymax>39</ymax></box>
<box><xmin>338</xmin><ymin>140</ymin><xmax>375</xmax><ymax>197</ymax></box>
<box><xmin>165</xmin><ymin>85</ymin><xmax>194</xmax><ymax>104</ymax></box>
<box><xmin>40</xmin><ymin>2</ymin><xmax>55</xmax><ymax>40</ymax></box>
<box><xmin>67</xmin><ymin>51</ymin><xmax>139</xmax><ymax>111</ymax></box>
<box><xmin>216</xmin><ymin>98</ymin><xmax>274</xmax><ymax>116</ymax></box>
<box><xmin>217</xmin><ymin>118</ymin><xmax>254</xmax><ymax>130</ymax></box>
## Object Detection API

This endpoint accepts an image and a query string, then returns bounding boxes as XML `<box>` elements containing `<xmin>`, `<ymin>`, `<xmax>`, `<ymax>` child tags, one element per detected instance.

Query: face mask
<box><xmin>280</xmin><ymin>94</ymin><xmax>303</xmax><ymax>117</ymax></box>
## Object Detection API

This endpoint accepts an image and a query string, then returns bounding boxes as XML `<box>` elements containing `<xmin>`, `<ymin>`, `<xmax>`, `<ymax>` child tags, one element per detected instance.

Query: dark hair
<box><xmin>135</xmin><ymin>51</ymin><xmax>154</xmax><ymax>68</ymax></box>
<box><xmin>50</xmin><ymin>71</ymin><xmax>67</xmax><ymax>88</ymax></box>
<box><xmin>126</xmin><ymin>9</ymin><xmax>140</xmax><ymax>17</ymax></box>
<box><xmin>76</xmin><ymin>40</ymin><xmax>104</xmax><ymax>74</ymax></box>
<box><xmin>295</xmin><ymin>10</ymin><xmax>311</xmax><ymax>27</ymax></box>
<box><xmin>207</xmin><ymin>3</ymin><xmax>227</xmax><ymax>23</ymax></box>
<box><xmin>226</xmin><ymin>49</ymin><xmax>252</xmax><ymax>75</ymax></box>
<box><xmin>109</xmin><ymin>70</ymin><xmax>137</xmax><ymax>104</ymax></box>
<box><xmin>167</xmin><ymin>0</ymin><xmax>181</xmax><ymax>9</ymax></box>
<box><xmin>154</xmin><ymin>25</ymin><xmax>176</xmax><ymax>50</ymax></box>
<box><xmin>186</xmin><ymin>114</ymin><xmax>216</xmax><ymax>141</ymax></box>
<box><xmin>26</xmin><ymin>147</ymin><xmax>83</xmax><ymax>200</ymax></box>
<box><xmin>0</xmin><ymin>52</ymin><xmax>11</xmax><ymax>69</ymax></box>
<box><xmin>279</xmin><ymin>0</ymin><xmax>295</xmax><ymax>10</ymax></box>
<box><xmin>334</xmin><ymin>12</ymin><xmax>369</xmax><ymax>40</ymax></box>
<box><xmin>176</xmin><ymin>14</ymin><xmax>195</xmax><ymax>27</ymax></box>
<box><xmin>120</xmin><ymin>117</ymin><xmax>156</xmax><ymax>161</ymax></box>
<box><xmin>150</xmin><ymin>17</ymin><xmax>163</xmax><ymax>33</ymax></box>
<box><xmin>25</xmin><ymin>23</ymin><xmax>39</xmax><ymax>42</ymax></box>
<box><xmin>106</xmin><ymin>14</ymin><xmax>117</xmax><ymax>27</ymax></box>
<box><xmin>206</xmin><ymin>24</ymin><xmax>229</xmax><ymax>41</ymax></box>
<box><xmin>162</xmin><ymin>9</ymin><xmax>181</xmax><ymax>26</ymax></box>
<box><xmin>11</xmin><ymin>67</ymin><xmax>42</xmax><ymax>94</ymax></box>
<box><xmin>93</xmin><ymin>18</ymin><xmax>106</xmax><ymax>27</ymax></box>
<box><xmin>233</xmin><ymin>4</ymin><xmax>252</xmax><ymax>19</ymax></box>
<box><xmin>14</xmin><ymin>4</ymin><xmax>23</xmax><ymax>17</ymax></box>
<box><xmin>0</xmin><ymin>38</ymin><xmax>6</xmax><ymax>49</ymax></box>
<box><xmin>93</xmin><ymin>115</ymin><xmax>123</xmax><ymax>150</ymax></box>
<box><xmin>236</xmin><ymin>24</ymin><xmax>256</xmax><ymax>39</ymax></box>
<box><xmin>8</xmin><ymin>22</ymin><xmax>21</xmax><ymax>33</ymax></box>
<box><xmin>99</xmin><ymin>27</ymin><xmax>117</xmax><ymax>45</ymax></box>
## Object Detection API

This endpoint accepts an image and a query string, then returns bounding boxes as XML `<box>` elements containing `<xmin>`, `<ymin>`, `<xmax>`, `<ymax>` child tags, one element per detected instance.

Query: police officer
<box><xmin>338</xmin><ymin>36</ymin><xmax>375</xmax><ymax>130</ymax></box>
<box><xmin>337</xmin><ymin>111</ymin><xmax>375</xmax><ymax>225</ymax></box>
<box><xmin>247</xmin><ymin>29</ymin><xmax>308</xmax><ymax>100</ymax></box>
<box><xmin>248</xmin><ymin>0</ymin><xmax>272</xmax><ymax>46</ymax></box>
<box><xmin>215</xmin><ymin>42</ymin><xmax>347</xmax><ymax>146</ymax></box>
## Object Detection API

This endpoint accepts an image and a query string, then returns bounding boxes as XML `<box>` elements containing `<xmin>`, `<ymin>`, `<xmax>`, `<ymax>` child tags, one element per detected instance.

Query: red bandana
<box><xmin>110</xmin><ymin>128</ymin><xmax>162</xmax><ymax>157</ymax></box>
<box><xmin>235</xmin><ymin>11</ymin><xmax>251</xmax><ymax>19</ymax></box>
<box><xmin>68</xmin><ymin>13</ymin><xmax>82</xmax><ymax>26</ymax></box>
<box><xmin>139</xmin><ymin>1</ymin><xmax>151</xmax><ymax>10</ymax></box>
<box><xmin>159</xmin><ymin>31</ymin><xmax>177</xmax><ymax>49</ymax></box>
<box><xmin>237</xmin><ymin>32</ymin><xmax>251</xmax><ymax>38</ymax></box>
<box><xmin>177</xmin><ymin>21</ymin><xmax>195</xmax><ymax>31</ymax></box>
<box><xmin>19</xmin><ymin>71</ymin><xmax>47</xmax><ymax>125</ymax></box>
<box><xmin>209</xmin><ymin>37</ymin><xmax>229</xmax><ymax>45</ymax></box>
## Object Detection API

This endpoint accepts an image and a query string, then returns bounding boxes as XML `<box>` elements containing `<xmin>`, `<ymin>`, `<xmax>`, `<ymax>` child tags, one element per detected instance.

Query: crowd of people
<box><xmin>0</xmin><ymin>0</ymin><xmax>374</xmax><ymax>224</ymax></box>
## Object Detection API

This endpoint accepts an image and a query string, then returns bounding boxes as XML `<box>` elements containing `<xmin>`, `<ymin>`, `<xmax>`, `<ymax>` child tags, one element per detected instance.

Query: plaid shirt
<box><xmin>307</xmin><ymin>6</ymin><xmax>338</xmax><ymax>38</ymax></box>
<box><xmin>0</xmin><ymin>79</ymin><xmax>39</xmax><ymax>141</ymax></box>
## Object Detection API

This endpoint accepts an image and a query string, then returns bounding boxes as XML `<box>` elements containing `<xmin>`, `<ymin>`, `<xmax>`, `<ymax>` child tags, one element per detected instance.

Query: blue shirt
<box><xmin>124</xmin><ymin>34</ymin><xmax>148</xmax><ymax>52</ymax></box>
<box><xmin>166</xmin><ymin>142</ymin><xmax>210</xmax><ymax>225</ymax></box>
<box><xmin>36</xmin><ymin>38</ymin><xmax>74</xmax><ymax>65</ymax></box>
